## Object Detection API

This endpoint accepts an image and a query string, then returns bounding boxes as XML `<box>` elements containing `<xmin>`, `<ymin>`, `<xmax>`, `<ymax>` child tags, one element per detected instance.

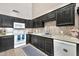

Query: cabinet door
<box><xmin>33</xmin><ymin>20</ymin><xmax>44</xmax><ymax>28</ymax></box>
<box><xmin>31</xmin><ymin>35</ymin><xmax>38</xmax><ymax>48</ymax></box>
<box><xmin>39</xmin><ymin>11</ymin><xmax>56</xmax><ymax>22</ymax></box>
<box><xmin>47</xmin><ymin>11</ymin><xmax>56</xmax><ymax>19</ymax></box>
<box><xmin>41</xmin><ymin>15</ymin><xmax>48</xmax><ymax>22</ymax></box>
<box><xmin>26</xmin><ymin>20</ymin><xmax>33</xmax><ymax>28</ymax></box>
<box><xmin>14</xmin><ymin>18</ymin><xmax>25</xmax><ymax>23</ymax></box>
<box><xmin>1</xmin><ymin>38</ymin><xmax>9</xmax><ymax>51</ymax></box>
<box><xmin>45</xmin><ymin>38</ymin><xmax>54</xmax><ymax>56</ymax></box>
<box><xmin>1</xmin><ymin>15</ymin><xmax>13</xmax><ymax>27</ymax></box>
<box><xmin>31</xmin><ymin>35</ymin><xmax>45</xmax><ymax>52</ymax></box>
<box><xmin>0</xmin><ymin>15</ymin><xmax>3</xmax><ymax>27</ymax></box>
<box><xmin>0</xmin><ymin>36</ymin><xmax>14</xmax><ymax>52</ymax></box>
<box><xmin>7</xmin><ymin>16</ymin><xmax>13</xmax><ymax>28</ymax></box>
<box><xmin>38</xmin><ymin>20</ymin><xmax>44</xmax><ymax>27</ymax></box>
<box><xmin>26</xmin><ymin>34</ymin><xmax>31</xmax><ymax>44</ymax></box>
<box><xmin>56</xmin><ymin>3</ymin><xmax>76</xmax><ymax>26</ymax></box>
<box><xmin>47</xmin><ymin>11</ymin><xmax>56</xmax><ymax>21</ymax></box>
<box><xmin>76</xmin><ymin>44</ymin><xmax>79</xmax><ymax>56</ymax></box>
<box><xmin>29</xmin><ymin>20</ymin><xmax>34</xmax><ymax>28</ymax></box>
<box><xmin>38</xmin><ymin>36</ymin><xmax>45</xmax><ymax>52</ymax></box>
<box><xmin>33</xmin><ymin>20</ymin><xmax>37</xmax><ymax>28</ymax></box>
<box><xmin>10</xmin><ymin>17</ymin><xmax>15</xmax><ymax>27</ymax></box>
<box><xmin>62</xmin><ymin>6</ymin><xmax>74</xmax><ymax>25</ymax></box>
<box><xmin>8</xmin><ymin>35</ymin><xmax>14</xmax><ymax>49</ymax></box>
<box><xmin>37</xmin><ymin>17</ymin><xmax>44</xmax><ymax>27</ymax></box>
<box><xmin>34</xmin><ymin>20</ymin><xmax>39</xmax><ymax>28</ymax></box>
<box><xmin>25</xmin><ymin>20</ymin><xmax>29</xmax><ymax>28</ymax></box>
<box><xmin>56</xmin><ymin>9</ymin><xmax>62</xmax><ymax>25</ymax></box>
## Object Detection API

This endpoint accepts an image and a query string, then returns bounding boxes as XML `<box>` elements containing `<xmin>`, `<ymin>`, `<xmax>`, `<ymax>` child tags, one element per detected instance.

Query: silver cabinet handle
<box><xmin>63</xmin><ymin>48</ymin><xmax>68</xmax><ymax>53</ymax></box>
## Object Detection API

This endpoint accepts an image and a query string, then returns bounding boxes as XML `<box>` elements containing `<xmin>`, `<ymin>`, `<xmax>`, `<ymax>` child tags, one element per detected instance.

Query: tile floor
<box><xmin>0</xmin><ymin>47</ymin><xmax>26</xmax><ymax>56</ymax></box>
<box><xmin>0</xmin><ymin>44</ymin><xmax>47</xmax><ymax>56</ymax></box>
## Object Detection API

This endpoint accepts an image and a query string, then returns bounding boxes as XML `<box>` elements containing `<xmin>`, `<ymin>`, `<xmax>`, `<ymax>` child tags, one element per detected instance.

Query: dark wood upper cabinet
<box><xmin>25</xmin><ymin>20</ymin><xmax>29</xmax><ymax>28</ymax></box>
<box><xmin>33</xmin><ymin>17</ymin><xmax>44</xmax><ymax>28</ymax></box>
<box><xmin>46</xmin><ymin>10</ymin><xmax>56</xmax><ymax>22</ymax></box>
<box><xmin>0</xmin><ymin>14</ymin><xmax>28</xmax><ymax>28</ymax></box>
<box><xmin>0</xmin><ymin>14</ymin><xmax>13</xmax><ymax>28</ymax></box>
<box><xmin>0</xmin><ymin>14</ymin><xmax>3</xmax><ymax>27</ymax></box>
<box><xmin>33</xmin><ymin>20</ymin><xmax>37</xmax><ymax>28</ymax></box>
<box><xmin>36</xmin><ymin>10</ymin><xmax>56</xmax><ymax>23</ymax></box>
<box><xmin>56</xmin><ymin>3</ymin><xmax>76</xmax><ymax>26</ymax></box>
<box><xmin>40</xmin><ymin>15</ymin><xmax>48</xmax><ymax>22</ymax></box>
<box><xmin>28</xmin><ymin>20</ymin><xmax>34</xmax><ymax>28</ymax></box>
<box><xmin>25</xmin><ymin>20</ymin><xmax>34</xmax><ymax>28</ymax></box>
<box><xmin>14</xmin><ymin>17</ymin><xmax>26</xmax><ymax>23</ymax></box>
<box><xmin>33</xmin><ymin>20</ymin><xmax>44</xmax><ymax>28</ymax></box>
<box><xmin>47</xmin><ymin>11</ymin><xmax>56</xmax><ymax>19</ymax></box>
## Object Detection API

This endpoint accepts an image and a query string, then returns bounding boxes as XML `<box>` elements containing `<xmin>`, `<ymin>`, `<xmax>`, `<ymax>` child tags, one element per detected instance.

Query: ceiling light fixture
<box><xmin>12</xmin><ymin>10</ymin><xmax>20</xmax><ymax>13</ymax></box>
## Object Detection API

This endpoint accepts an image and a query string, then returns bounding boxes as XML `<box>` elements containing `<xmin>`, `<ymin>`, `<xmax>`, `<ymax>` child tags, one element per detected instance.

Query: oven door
<box><xmin>17</xmin><ymin>35</ymin><xmax>21</xmax><ymax>42</ymax></box>
<box><xmin>21</xmin><ymin>34</ymin><xmax>26</xmax><ymax>40</ymax></box>
<box><xmin>14</xmin><ymin>34</ymin><xmax>26</xmax><ymax>44</ymax></box>
<box><xmin>14</xmin><ymin>35</ymin><xmax>21</xmax><ymax>44</ymax></box>
<box><xmin>21</xmin><ymin>34</ymin><xmax>26</xmax><ymax>42</ymax></box>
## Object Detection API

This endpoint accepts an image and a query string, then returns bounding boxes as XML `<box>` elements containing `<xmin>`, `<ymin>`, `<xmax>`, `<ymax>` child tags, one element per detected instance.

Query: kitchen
<box><xmin>0</xmin><ymin>3</ymin><xmax>79</xmax><ymax>56</ymax></box>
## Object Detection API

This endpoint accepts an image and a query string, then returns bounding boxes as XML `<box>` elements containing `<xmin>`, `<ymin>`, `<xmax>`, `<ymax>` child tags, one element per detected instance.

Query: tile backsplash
<box><xmin>26</xmin><ymin>19</ymin><xmax>79</xmax><ymax>38</ymax></box>
<box><xmin>25</xmin><ymin>28</ymin><xmax>44</xmax><ymax>34</ymax></box>
<box><xmin>30</xmin><ymin>21</ymin><xmax>75</xmax><ymax>37</ymax></box>
<box><xmin>44</xmin><ymin>21</ymin><xmax>74</xmax><ymax>36</ymax></box>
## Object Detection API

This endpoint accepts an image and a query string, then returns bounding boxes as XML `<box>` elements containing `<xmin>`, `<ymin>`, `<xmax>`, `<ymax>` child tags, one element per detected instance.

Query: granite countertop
<box><xmin>0</xmin><ymin>34</ymin><xmax>14</xmax><ymax>37</ymax></box>
<box><xmin>31</xmin><ymin>33</ymin><xmax>79</xmax><ymax>44</ymax></box>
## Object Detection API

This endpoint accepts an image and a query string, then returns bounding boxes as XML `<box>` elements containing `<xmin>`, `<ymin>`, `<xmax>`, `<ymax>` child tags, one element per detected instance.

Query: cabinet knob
<box><xmin>63</xmin><ymin>48</ymin><xmax>68</xmax><ymax>53</ymax></box>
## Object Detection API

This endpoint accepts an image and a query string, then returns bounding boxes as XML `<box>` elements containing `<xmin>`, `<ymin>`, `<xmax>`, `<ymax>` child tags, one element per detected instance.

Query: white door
<box><xmin>54</xmin><ymin>40</ymin><xmax>76</xmax><ymax>56</ymax></box>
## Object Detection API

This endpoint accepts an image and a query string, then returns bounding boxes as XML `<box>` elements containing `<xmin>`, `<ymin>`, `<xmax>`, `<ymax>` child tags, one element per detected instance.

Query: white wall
<box><xmin>0</xmin><ymin>3</ymin><xmax>32</xmax><ymax>19</ymax></box>
<box><xmin>32</xmin><ymin>3</ymin><xmax>70</xmax><ymax>19</ymax></box>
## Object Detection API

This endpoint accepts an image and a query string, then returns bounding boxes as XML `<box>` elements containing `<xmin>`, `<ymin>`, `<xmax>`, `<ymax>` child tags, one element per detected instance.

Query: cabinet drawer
<box><xmin>54</xmin><ymin>40</ymin><xmax>76</xmax><ymax>56</ymax></box>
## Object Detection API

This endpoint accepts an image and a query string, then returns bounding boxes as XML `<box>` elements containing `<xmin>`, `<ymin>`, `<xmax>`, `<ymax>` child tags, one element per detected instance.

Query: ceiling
<box><xmin>32</xmin><ymin>3</ymin><xmax>69</xmax><ymax>18</ymax></box>
<box><xmin>0</xmin><ymin>3</ymin><xmax>32</xmax><ymax>19</ymax></box>
<box><xmin>0</xmin><ymin>3</ymin><xmax>69</xmax><ymax>19</ymax></box>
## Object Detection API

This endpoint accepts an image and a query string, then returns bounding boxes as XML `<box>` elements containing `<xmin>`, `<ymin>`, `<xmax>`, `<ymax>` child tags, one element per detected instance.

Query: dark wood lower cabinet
<box><xmin>76</xmin><ymin>44</ymin><xmax>79</xmax><ymax>56</ymax></box>
<box><xmin>0</xmin><ymin>35</ymin><xmax>14</xmax><ymax>52</ymax></box>
<box><xmin>38</xmin><ymin>36</ymin><xmax>45</xmax><ymax>52</ymax></box>
<box><xmin>31</xmin><ymin>35</ymin><xmax>54</xmax><ymax>56</ymax></box>
<box><xmin>26</xmin><ymin>34</ymin><xmax>31</xmax><ymax>44</ymax></box>
<box><xmin>45</xmin><ymin>38</ymin><xmax>54</xmax><ymax>56</ymax></box>
<box><xmin>28</xmin><ymin>34</ymin><xmax>79</xmax><ymax>56</ymax></box>
<box><xmin>31</xmin><ymin>35</ymin><xmax>38</xmax><ymax>48</ymax></box>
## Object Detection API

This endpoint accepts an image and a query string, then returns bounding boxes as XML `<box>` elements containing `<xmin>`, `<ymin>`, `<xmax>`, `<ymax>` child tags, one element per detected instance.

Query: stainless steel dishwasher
<box><xmin>54</xmin><ymin>39</ymin><xmax>76</xmax><ymax>56</ymax></box>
